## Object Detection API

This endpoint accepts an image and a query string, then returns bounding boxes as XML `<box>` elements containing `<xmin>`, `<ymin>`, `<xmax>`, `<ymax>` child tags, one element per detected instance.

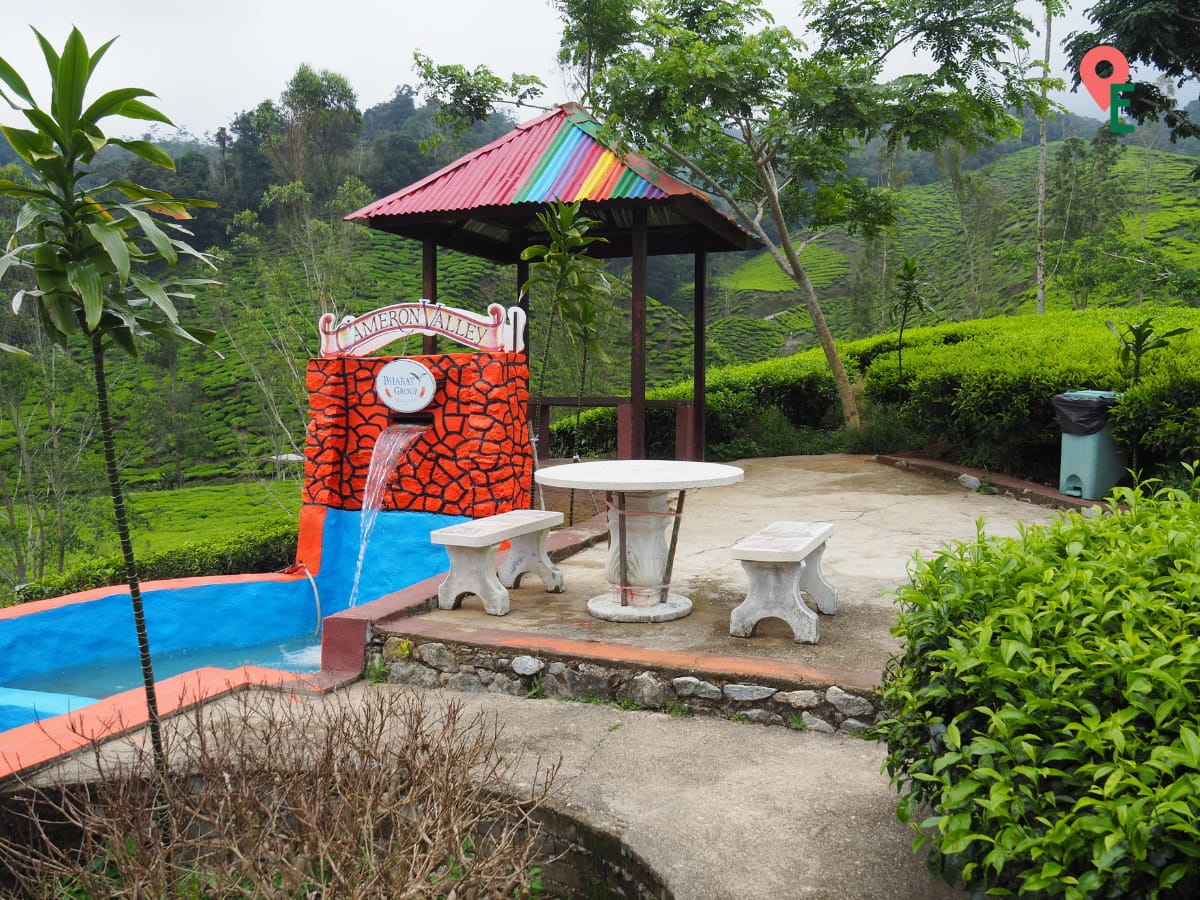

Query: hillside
<box><xmin>710</xmin><ymin>140</ymin><xmax>1200</xmax><ymax>361</ymax></box>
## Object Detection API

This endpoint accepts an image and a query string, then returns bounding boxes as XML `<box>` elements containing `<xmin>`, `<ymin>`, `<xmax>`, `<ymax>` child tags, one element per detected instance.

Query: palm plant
<box><xmin>521</xmin><ymin>199</ymin><xmax>614</xmax><ymax>437</ymax></box>
<box><xmin>1105</xmin><ymin>315</ymin><xmax>1191</xmax><ymax>386</ymax></box>
<box><xmin>0</xmin><ymin>28</ymin><xmax>218</xmax><ymax>771</ymax></box>
<box><xmin>891</xmin><ymin>255</ymin><xmax>937</xmax><ymax>382</ymax></box>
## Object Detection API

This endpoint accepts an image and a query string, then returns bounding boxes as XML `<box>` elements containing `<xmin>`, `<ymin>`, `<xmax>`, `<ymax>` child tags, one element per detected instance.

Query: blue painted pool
<box><xmin>0</xmin><ymin>508</ymin><xmax>464</xmax><ymax>732</ymax></box>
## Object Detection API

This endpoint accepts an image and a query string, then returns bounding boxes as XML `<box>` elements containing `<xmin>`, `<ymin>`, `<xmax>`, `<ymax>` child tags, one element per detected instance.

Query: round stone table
<box><xmin>534</xmin><ymin>460</ymin><xmax>744</xmax><ymax>622</ymax></box>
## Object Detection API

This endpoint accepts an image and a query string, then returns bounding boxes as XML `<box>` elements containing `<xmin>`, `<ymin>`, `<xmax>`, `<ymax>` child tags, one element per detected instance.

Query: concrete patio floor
<box><xmin>410</xmin><ymin>454</ymin><xmax>1070</xmax><ymax>682</ymax></box>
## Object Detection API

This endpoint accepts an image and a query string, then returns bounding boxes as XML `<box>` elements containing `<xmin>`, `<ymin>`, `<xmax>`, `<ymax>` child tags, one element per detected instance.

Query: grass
<box><xmin>720</xmin><ymin>241</ymin><xmax>849</xmax><ymax>293</ymax></box>
<box><xmin>85</xmin><ymin>478</ymin><xmax>303</xmax><ymax>562</ymax></box>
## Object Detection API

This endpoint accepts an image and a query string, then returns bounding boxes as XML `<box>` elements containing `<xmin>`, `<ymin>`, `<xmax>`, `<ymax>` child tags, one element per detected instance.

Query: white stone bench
<box><xmin>729</xmin><ymin>521</ymin><xmax>836</xmax><ymax>644</ymax></box>
<box><xmin>430</xmin><ymin>509</ymin><xmax>565</xmax><ymax>616</ymax></box>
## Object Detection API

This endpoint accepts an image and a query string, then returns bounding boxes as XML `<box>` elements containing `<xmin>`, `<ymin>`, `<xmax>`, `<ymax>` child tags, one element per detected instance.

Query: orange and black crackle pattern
<box><xmin>303</xmin><ymin>352</ymin><xmax>533</xmax><ymax>518</ymax></box>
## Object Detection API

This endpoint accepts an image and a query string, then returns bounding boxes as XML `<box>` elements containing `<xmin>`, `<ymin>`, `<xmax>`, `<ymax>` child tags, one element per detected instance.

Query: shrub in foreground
<box><xmin>0</xmin><ymin>690</ymin><xmax>557</xmax><ymax>897</ymax></box>
<box><xmin>877</xmin><ymin>470</ymin><xmax>1200</xmax><ymax>899</ymax></box>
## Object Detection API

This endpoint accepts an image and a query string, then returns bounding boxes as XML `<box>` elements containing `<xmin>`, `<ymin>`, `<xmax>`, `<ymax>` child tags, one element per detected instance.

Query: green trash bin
<box><xmin>1051</xmin><ymin>390</ymin><xmax>1125</xmax><ymax>500</ymax></box>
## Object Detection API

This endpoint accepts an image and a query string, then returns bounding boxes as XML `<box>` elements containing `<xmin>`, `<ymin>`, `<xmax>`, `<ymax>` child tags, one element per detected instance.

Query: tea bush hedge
<box><xmin>552</xmin><ymin>306</ymin><xmax>1199</xmax><ymax>481</ymax></box>
<box><xmin>3</xmin><ymin>518</ymin><xmax>299</xmax><ymax>606</ymax></box>
<box><xmin>853</xmin><ymin>307</ymin><xmax>1198</xmax><ymax>481</ymax></box>
<box><xmin>877</xmin><ymin>471</ymin><xmax>1200</xmax><ymax>898</ymax></box>
<box><xmin>552</xmin><ymin>355</ymin><xmax>837</xmax><ymax>460</ymax></box>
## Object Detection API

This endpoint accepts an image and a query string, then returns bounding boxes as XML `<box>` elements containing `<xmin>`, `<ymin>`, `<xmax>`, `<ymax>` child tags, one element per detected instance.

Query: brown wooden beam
<box><xmin>693</xmin><ymin>247</ymin><xmax>707</xmax><ymax>461</ymax></box>
<box><xmin>422</xmin><ymin>240</ymin><xmax>437</xmax><ymax>355</ymax></box>
<box><xmin>629</xmin><ymin>209</ymin><xmax>648</xmax><ymax>459</ymax></box>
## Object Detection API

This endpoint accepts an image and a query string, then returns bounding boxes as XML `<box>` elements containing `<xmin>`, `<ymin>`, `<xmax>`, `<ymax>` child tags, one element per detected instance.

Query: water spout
<box><xmin>347</xmin><ymin>423</ymin><xmax>428</xmax><ymax>607</ymax></box>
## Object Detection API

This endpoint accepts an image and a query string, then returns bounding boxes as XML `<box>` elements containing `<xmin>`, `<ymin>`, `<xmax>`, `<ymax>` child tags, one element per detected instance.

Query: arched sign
<box><xmin>318</xmin><ymin>300</ymin><xmax>526</xmax><ymax>357</ymax></box>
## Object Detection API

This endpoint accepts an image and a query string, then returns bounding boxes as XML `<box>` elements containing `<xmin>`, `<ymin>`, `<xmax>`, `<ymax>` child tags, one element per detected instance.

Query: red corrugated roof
<box><xmin>347</xmin><ymin>103</ymin><xmax>710</xmax><ymax>220</ymax></box>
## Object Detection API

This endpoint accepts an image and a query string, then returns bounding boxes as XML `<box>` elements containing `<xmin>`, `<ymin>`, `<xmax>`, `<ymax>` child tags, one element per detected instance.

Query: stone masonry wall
<box><xmin>373</xmin><ymin>636</ymin><xmax>878</xmax><ymax>735</ymax></box>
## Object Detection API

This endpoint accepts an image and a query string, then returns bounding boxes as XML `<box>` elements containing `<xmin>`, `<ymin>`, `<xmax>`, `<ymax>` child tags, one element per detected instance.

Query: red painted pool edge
<box><xmin>0</xmin><ymin>666</ymin><xmax>324</xmax><ymax>782</ymax></box>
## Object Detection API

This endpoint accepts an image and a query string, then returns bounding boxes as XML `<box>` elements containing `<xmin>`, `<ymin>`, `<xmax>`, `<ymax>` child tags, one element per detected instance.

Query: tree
<box><xmin>1035</xmin><ymin>1</ymin><xmax>1068</xmax><ymax>315</ymax></box>
<box><xmin>361</xmin><ymin>84</ymin><xmax>419</xmax><ymax>137</ymax></box>
<box><xmin>0</xmin><ymin>28</ymin><xmax>218</xmax><ymax>772</ymax></box>
<box><xmin>420</xmin><ymin>0</ymin><xmax>1046</xmax><ymax>427</ymax></box>
<box><xmin>267</xmin><ymin>64</ymin><xmax>362</xmax><ymax>205</ymax></box>
<box><xmin>227</xmin><ymin>101</ymin><xmax>279</xmax><ymax>213</ymax></box>
<box><xmin>936</xmin><ymin>145</ymin><xmax>1012</xmax><ymax>317</ymax></box>
<box><xmin>1067</xmin><ymin>0</ymin><xmax>1200</xmax><ymax>166</ymax></box>
<box><xmin>522</xmin><ymin>201</ymin><xmax>615</xmax><ymax>440</ymax></box>
<box><xmin>891</xmin><ymin>253</ymin><xmax>939</xmax><ymax>384</ymax></box>
<box><xmin>1045</xmin><ymin>129</ymin><xmax>1128</xmax><ymax>307</ymax></box>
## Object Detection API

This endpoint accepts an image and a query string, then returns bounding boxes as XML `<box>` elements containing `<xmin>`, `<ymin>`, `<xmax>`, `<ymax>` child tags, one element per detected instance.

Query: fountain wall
<box><xmin>303</xmin><ymin>351</ymin><xmax>532</xmax><ymax>516</ymax></box>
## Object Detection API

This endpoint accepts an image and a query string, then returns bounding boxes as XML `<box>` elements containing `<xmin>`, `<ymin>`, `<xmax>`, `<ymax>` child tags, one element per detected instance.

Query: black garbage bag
<box><xmin>1052</xmin><ymin>391</ymin><xmax>1119</xmax><ymax>437</ymax></box>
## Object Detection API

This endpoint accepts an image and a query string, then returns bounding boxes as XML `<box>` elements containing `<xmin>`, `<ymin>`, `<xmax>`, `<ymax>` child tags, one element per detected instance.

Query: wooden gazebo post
<box><xmin>422</xmin><ymin>240</ymin><xmax>437</xmax><ymax>355</ymax></box>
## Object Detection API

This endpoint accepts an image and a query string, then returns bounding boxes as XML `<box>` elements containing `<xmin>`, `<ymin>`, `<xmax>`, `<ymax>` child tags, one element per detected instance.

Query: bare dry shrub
<box><xmin>0</xmin><ymin>688</ymin><xmax>559</xmax><ymax>898</ymax></box>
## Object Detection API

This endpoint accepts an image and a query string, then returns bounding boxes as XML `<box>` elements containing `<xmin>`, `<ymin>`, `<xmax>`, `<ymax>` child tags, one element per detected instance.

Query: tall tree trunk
<box><xmin>90</xmin><ymin>333</ymin><xmax>167</xmax><ymax>774</ymax></box>
<box><xmin>753</xmin><ymin>149</ymin><xmax>860</xmax><ymax>428</ymax></box>
<box><xmin>1035</xmin><ymin>8</ymin><xmax>1052</xmax><ymax>315</ymax></box>
<box><xmin>796</xmin><ymin>267</ymin><xmax>860</xmax><ymax>429</ymax></box>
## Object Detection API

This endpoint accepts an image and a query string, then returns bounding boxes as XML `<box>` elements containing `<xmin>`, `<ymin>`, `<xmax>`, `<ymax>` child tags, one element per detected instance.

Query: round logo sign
<box><xmin>375</xmin><ymin>359</ymin><xmax>437</xmax><ymax>413</ymax></box>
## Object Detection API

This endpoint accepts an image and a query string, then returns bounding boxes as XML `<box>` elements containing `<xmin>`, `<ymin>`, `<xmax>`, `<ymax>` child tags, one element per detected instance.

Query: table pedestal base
<box><xmin>587</xmin><ymin>592</ymin><xmax>693</xmax><ymax>623</ymax></box>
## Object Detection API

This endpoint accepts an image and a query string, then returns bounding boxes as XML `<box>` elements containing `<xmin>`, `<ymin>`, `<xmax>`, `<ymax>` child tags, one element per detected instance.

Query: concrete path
<box><xmin>380</xmin><ymin>682</ymin><xmax>961</xmax><ymax>900</ymax></box>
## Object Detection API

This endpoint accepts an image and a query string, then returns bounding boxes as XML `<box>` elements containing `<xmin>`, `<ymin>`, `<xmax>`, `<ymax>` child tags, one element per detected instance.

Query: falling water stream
<box><xmin>347</xmin><ymin>423</ymin><xmax>427</xmax><ymax>607</ymax></box>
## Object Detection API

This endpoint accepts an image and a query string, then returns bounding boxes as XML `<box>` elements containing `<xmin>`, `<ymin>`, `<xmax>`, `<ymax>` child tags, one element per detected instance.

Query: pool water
<box><xmin>6</xmin><ymin>636</ymin><xmax>322</xmax><ymax>700</ymax></box>
<box><xmin>0</xmin><ymin>507</ymin><xmax>465</xmax><ymax>735</ymax></box>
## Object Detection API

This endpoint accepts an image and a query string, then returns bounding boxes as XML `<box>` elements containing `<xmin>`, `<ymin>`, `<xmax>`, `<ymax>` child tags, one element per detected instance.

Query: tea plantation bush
<box><xmin>3</xmin><ymin>518</ymin><xmax>299</xmax><ymax>606</ymax></box>
<box><xmin>857</xmin><ymin>307</ymin><xmax>1199</xmax><ymax>481</ymax></box>
<box><xmin>877</xmin><ymin>471</ymin><xmax>1200</xmax><ymax>899</ymax></box>
<box><xmin>553</xmin><ymin>355</ymin><xmax>837</xmax><ymax>460</ymax></box>
<box><xmin>551</xmin><ymin>306</ymin><xmax>1199</xmax><ymax>481</ymax></box>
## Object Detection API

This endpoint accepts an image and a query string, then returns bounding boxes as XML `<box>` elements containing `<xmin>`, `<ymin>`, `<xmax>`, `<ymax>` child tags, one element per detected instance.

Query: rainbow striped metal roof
<box><xmin>348</xmin><ymin>103</ymin><xmax>708</xmax><ymax>219</ymax></box>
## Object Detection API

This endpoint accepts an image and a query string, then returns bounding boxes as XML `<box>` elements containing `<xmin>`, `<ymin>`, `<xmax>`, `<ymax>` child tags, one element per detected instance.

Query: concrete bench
<box><xmin>729</xmin><ymin>521</ymin><xmax>836</xmax><ymax>644</ymax></box>
<box><xmin>430</xmin><ymin>509</ymin><xmax>565</xmax><ymax>616</ymax></box>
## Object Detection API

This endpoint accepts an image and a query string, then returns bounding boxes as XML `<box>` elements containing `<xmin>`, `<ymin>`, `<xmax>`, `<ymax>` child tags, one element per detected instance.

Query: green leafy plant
<box><xmin>891</xmin><ymin>254</ymin><xmax>938</xmax><ymax>382</ymax></box>
<box><xmin>878</xmin><ymin>466</ymin><xmax>1200</xmax><ymax>897</ymax></box>
<box><xmin>521</xmin><ymin>199</ymin><xmax>614</xmax><ymax>482</ymax></box>
<box><xmin>6</xmin><ymin>519</ymin><xmax>297</xmax><ymax>605</ymax></box>
<box><xmin>525</xmin><ymin>674</ymin><xmax>547</xmax><ymax>699</ymax></box>
<box><xmin>728</xmin><ymin>713</ymin><xmax>749</xmax><ymax>724</ymax></box>
<box><xmin>1106</xmin><ymin>315</ymin><xmax>1192</xmax><ymax>385</ymax></box>
<box><xmin>787</xmin><ymin>712</ymin><xmax>807</xmax><ymax>731</ymax></box>
<box><xmin>665</xmin><ymin>700</ymin><xmax>692</xmax><ymax>718</ymax></box>
<box><xmin>516</xmin><ymin>866</ymin><xmax>546</xmax><ymax>898</ymax></box>
<box><xmin>363</xmin><ymin>651</ymin><xmax>388</xmax><ymax>684</ymax></box>
<box><xmin>0</xmin><ymin>28</ymin><xmax>218</xmax><ymax>773</ymax></box>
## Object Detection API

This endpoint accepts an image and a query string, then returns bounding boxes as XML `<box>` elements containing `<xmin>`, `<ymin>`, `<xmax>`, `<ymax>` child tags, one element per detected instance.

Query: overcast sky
<box><xmin>0</xmin><ymin>0</ymin><xmax>1169</xmax><ymax>140</ymax></box>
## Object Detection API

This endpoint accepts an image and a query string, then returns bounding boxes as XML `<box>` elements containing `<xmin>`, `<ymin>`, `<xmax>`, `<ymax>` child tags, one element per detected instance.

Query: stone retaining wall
<box><xmin>375</xmin><ymin>636</ymin><xmax>879</xmax><ymax>735</ymax></box>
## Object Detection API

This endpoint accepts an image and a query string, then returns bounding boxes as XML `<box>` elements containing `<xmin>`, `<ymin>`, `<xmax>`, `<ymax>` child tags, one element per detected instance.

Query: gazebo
<box><xmin>345</xmin><ymin>102</ymin><xmax>757</xmax><ymax>460</ymax></box>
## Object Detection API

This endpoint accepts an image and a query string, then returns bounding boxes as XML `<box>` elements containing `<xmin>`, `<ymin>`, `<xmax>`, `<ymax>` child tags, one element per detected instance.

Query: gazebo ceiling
<box><xmin>345</xmin><ymin>103</ymin><xmax>756</xmax><ymax>263</ymax></box>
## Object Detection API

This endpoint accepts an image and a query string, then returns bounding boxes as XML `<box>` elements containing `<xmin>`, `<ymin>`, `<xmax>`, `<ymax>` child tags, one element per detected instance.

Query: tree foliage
<box><xmin>267</xmin><ymin>64</ymin><xmax>362</xmax><ymax>205</ymax></box>
<box><xmin>419</xmin><ymin>0</ymin><xmax>1050</xmax><ymax>427</ymax></box>
<box><xmin>1067</xmin><ymin>0</ymin><xmax>1200</xmax><ymax>165</ymax></box>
